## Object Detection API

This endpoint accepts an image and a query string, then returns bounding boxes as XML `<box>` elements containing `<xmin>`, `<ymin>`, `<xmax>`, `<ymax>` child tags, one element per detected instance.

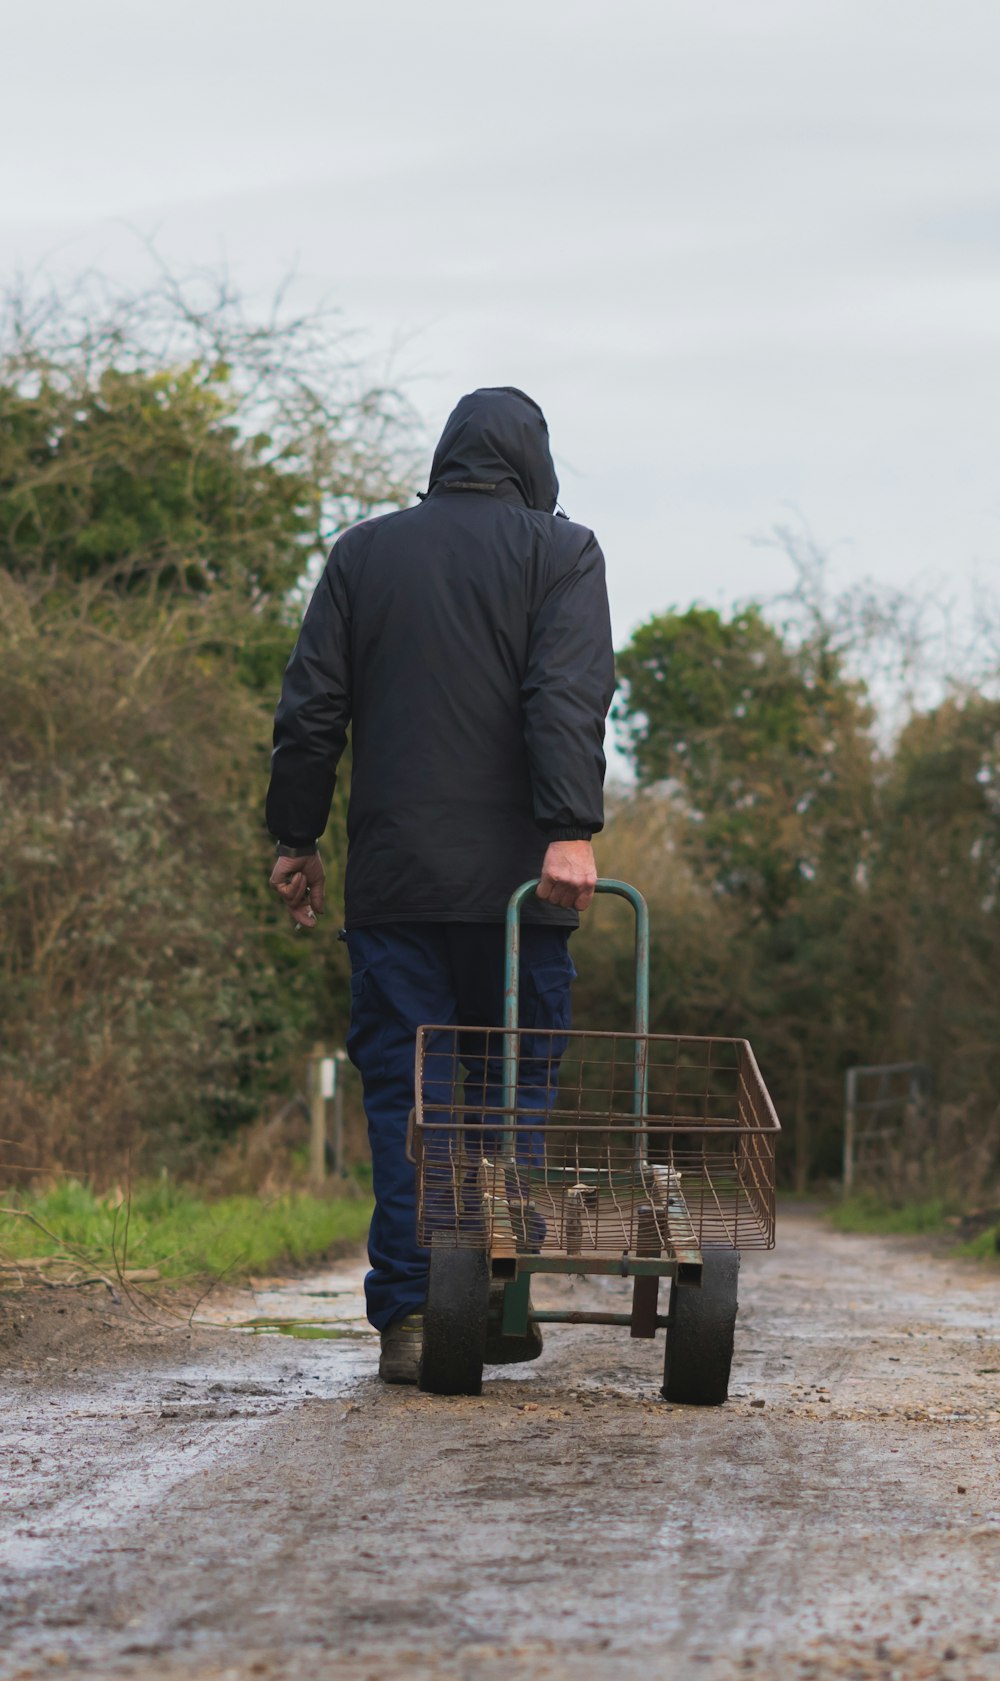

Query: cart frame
<box><xmin>412</xmin><ymin>878</ymin><xmax>780</xmax><ymax>1400</ymax></box>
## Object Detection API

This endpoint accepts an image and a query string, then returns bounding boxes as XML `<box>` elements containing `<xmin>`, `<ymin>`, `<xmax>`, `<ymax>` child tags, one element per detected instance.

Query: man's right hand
<box><xmin>269</xmin><ymin>851</ymin><xmax>326</xmax><ymax>930</ymax></box>
<box><xmin>536</xmin><ymin>839</ymin><xmax>597</xmax><ymax>911</ymax></box>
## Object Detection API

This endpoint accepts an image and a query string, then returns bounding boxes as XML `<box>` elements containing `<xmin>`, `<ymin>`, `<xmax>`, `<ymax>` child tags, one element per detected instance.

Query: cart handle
<box><xmin>502</xmin><ymin>878</ymin><xmax>650</xmax><ymax>1131</ymax></box>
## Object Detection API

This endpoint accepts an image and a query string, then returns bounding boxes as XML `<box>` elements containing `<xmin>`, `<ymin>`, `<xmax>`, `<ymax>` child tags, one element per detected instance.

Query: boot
<box><xmin>378</xmin><ymin>1311</ymin><xmax>422</xmax><ymax>1384</ymax></box>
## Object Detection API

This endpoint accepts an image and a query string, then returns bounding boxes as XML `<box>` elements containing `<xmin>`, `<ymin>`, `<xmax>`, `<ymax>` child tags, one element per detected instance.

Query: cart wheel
<box><xmin>662</xmin><ymin>1252</ymin><xmax>740</xmax><ymax>1406</ymax></box>
<box><xmin>418</xmin><ymin>1243</ymin><xmax>490</xmax><ymax>1396</ymax></box>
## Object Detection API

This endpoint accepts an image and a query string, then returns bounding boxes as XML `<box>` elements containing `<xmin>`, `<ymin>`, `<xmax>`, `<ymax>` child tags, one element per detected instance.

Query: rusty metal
<box><xmin>528</xmin><ymin>1311</ymin><xmax>645</xmax><ymax>1327</ymax></box>
<box><xmin>517</xmin><ymin>1255</ymin><xmax>691</xmax><ymax>1279</ymax></box>
<box><xmin>630</xmin><ymin>1204</ymin><xmax>661</xmax><ymax>1339</ymax></box>
<box><xmin>415</xmin><ymin>877</ymin><xmax>778</xmax><ymax>1297</ymax></box>
<box><xmin>413</xmin><ymin>1023</ymin><xmax>779</xmax><ymax>1262</ymax></box>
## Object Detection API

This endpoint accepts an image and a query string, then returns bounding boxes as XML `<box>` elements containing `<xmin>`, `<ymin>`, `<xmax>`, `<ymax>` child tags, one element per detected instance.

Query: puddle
<box><xmin>194</xmin><ymin>1263</ymin><xmax>376</xmax><ymax>1345</ymax></box>
<box><xmin>233</xmin><ymin>1317</ymin><xmax>369</xmax><ymax>1340</ymax></box>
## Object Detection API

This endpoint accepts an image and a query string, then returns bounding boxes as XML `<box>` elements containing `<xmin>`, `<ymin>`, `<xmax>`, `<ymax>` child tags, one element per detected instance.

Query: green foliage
<box><xmin>0</xmin><ymin>365</ymin><xmax>316</xmax><ymax>598</ymax></box>
<box><xmin>958</xmin><ymin>1225</ymin><xmax>1000</xmax><ymax>1262</ymax></box>
<box><xmin>829</xmin><ymin>1195</ymin><xmax>951</xmax><ymax>1235</ymax></box>
<box><xmin>0</xmin><ymin>569</ymin><xmax>339</xmax><ymax>1175</ymax></box>
<box><xmin>830</xmin><ymin>1195</ymin><xmax>999</xmax><ymax>1261</ymax></box>
<box><xmin>872</xmin><ymin>696</ymin><xmax>1000</xmax><ymax>1112</ymax></box>
<box><xmin>4</xmin><ymin>266</ymin><xmax>999</xmax><ymax>1223</ymax></box>
<box><xmin>616</xmin><ymin>604</ymin><xmax>874</xmax><ymax>915</ymax></box>
<box><xmin>609</xmin><ymin>592</ymin><xmax>1000</xmax><ymax>1202</ymax></box>
<box><xmin>0</xmin><ymin>1179</ymin><xmax>373</xmax><ymax>1279</ymax></box>
<box><xmin>614</xmin><ymin>604</ymin><xmax>878</xmax><ymax>1185</ymax></box>
<box><xmin>0</xmin><ymin>270</ymin><xmax>414</xmax><ymax>1183</ymax></box>
<box><xmin>574</xmin><ymin>792</ymin><xmax>742</xmax><ymax>1039</ymax></box>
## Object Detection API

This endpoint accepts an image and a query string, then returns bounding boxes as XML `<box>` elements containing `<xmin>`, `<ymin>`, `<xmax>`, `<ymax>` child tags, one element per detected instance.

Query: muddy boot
<box><xmin>378</xmin><ymin>1311</ymin><xmax>423</xmax><ymax>1384</ymax></box>
<box><xmin>484</xmin><ymin>1281</ymin><xmax>543</xmax><ymax>1365</ymax></box>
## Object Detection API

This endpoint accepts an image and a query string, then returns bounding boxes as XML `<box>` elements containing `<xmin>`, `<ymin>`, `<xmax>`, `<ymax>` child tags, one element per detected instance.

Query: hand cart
<box><xmin>408</xmin><ymin>879</ymin><xmax>780</xmax><ymax>1403</ymax></box>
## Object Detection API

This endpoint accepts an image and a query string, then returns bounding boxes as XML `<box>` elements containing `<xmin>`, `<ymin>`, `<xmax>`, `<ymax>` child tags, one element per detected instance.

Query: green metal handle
<box><xmin>501</xmin><ymin>879</ymin><xmax>651</xmax><ymax>1147</ymax></box>
<box><xmin>504</xmin><ymin>878</ymin><xmax>650</xmax><ymax>1036</ymax></box>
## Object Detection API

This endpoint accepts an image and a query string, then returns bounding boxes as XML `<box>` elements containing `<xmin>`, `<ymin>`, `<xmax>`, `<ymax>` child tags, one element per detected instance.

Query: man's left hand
<box><xmin>270</xmin><ymin>852</ymin><xmax>326</xmax><ymax>929</ymax></box>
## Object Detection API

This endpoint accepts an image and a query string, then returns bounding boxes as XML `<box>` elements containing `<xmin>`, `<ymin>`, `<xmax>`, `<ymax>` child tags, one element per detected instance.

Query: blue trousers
<box><xmin>345</xmin><ymin>922</ymin><xmax>575</xmax><ymax>1330</ymax></box>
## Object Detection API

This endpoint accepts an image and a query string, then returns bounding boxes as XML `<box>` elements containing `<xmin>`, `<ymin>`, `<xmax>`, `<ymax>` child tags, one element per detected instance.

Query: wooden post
<box><xmin>331</xmin><ymin>1051</ymin><xmax>347</xmax><ymax>1179</ymax></box>
<box><xmin>843</xmin><ymin>1066</ymin><xmax>857</xmax><ymax>1193</ymax></box>
<box><xmin>309</xmin><ymin>1044</ymin><xmax>327</xmax><ymax>1189</ymax></box>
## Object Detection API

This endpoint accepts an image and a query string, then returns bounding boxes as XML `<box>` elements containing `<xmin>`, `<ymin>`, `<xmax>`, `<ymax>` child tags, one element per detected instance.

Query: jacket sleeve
<box><xmin>521</xmin><ymin>532</ymin><xmax>615</xmax><ymax>838</ymax></box>
<box><xmin>265</xmin><ymin>543</ymin><xmax>352</xmax><ymax>850</ymax></box>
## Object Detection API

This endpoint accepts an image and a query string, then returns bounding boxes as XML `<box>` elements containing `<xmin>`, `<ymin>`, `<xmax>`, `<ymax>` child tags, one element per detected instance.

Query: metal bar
<box><xmin>848</xmin><ymin>1061</ymin><xmax>928</xmax><ymax>1078</ymax></box>
<box><xmin>514</xmin><ymin>1254</ymin><xmax>685</xmax><ymax>1279</ymax></box>
<box><xmin>663</xmin><ymin>1191</ymin><xmax>703</xmax><ymax>1274</ymax></box>
<box><xmin>628</xmin><ymin>880</ymin><xmax>651</xmax><ymax>1158</ymax></box>
<box><xmin>700</xmin><ymin>1167</ymin><xmax>736</xmax><ymax>1248</ymax></box>
<box><xmin>492</xmin><ymin>1160</ymin><xmax>673</xmax><ymax>1187</ymax></box>
<box><xmin>419</xmin><ymin>1111</ymin><xmax>764</xmax><ymax>1134</ymax></box>
<box><xmin>419</xmin><ymin>1022</ymin><xmax>774</xmax><ymax>1054</ymax></box>
<box><xmin>503</xmin><ymin>879</ymin><xmax>651</xmax><ymax>1158</ymax></box>
<box><xmin>528</xmin><ymin>1311</ymin><xmax>673</xmax><ymax>1328</ymax></box>
<box><xmin>501</xmin><ymin>1273</ymin><xmax>531</xmax><ymax>1337</ymax></box>
<box><xmin>517</xmin><ymin>1164</ymin><xmax>668</xmax><ymax>1188</ymax></box>
<box><xmin>853</xmin><ymin>1094</ymin><xmax>923</xmax><ymax>1115</ymax></box>
<box><xmin>529</xmin><ymin>1310</ymin><xmax>635</xmax><ymax>1326</ymax></box>
<box><xmin>501</xmin><ymin>879</ymin><xmax>538</xmax><ymax>1158</ymax></box>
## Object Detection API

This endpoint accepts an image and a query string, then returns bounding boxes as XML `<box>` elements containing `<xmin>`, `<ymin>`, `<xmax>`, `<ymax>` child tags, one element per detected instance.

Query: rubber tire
<box><xmin>662</xmin><ymin>1251</ymin><xmax>740</xmax><ymax>1406</ymax></box>
<box><xmin>418</xmin><ymin>1244</ymin><xmax>490</xmax><ymax>1396</ymax></box>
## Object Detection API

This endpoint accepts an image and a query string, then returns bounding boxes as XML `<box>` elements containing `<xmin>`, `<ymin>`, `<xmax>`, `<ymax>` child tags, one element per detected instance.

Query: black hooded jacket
<box><xmin>265</xmin><ymin>387</ymin><xmax>615</xmax><ymax>927</ymax></box>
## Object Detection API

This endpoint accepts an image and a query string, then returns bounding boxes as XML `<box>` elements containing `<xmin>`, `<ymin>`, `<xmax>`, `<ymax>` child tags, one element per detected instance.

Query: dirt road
<box><xmin>2</xmin><ymin>1210</ymin><xmax>999</xmax><ymax>1681</ymax></box>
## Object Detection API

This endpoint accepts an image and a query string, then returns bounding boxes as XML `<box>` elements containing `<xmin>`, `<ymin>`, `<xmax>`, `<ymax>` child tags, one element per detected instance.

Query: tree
<box><xmin>0</xmin><ymin>267</ymin><xmax>414</xmax><ymax>636</ymax></box>
<box><xmin>616</xmin><ymin>605</ymin><xmax>874</xmax><ymax>916</ymax></box>
<box><xmin>0</xmin><ymin>268</ymin><xmax>416</xmax><ymax>1182</ymax></box>
<box><xmin>0</xmin><ymin>364</ymin><xmax>317</xmax><ymax>597</ymax></box>
<box><xmin>873</xmin><ymin>694</ymin><xmax>1000</xmax><ymax>1119</ymax></box>
<box><xmin>615</xmin><ymin>604</ymin><xmax>878</xmax><ymax>1184</ymax></box>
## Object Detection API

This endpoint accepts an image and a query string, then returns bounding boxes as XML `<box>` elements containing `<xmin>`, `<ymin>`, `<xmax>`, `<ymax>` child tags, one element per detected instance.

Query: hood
<box><xmin>427</xmin><ymin>386</ymin><xmax>559</xmax><ymax>513</ymax></box>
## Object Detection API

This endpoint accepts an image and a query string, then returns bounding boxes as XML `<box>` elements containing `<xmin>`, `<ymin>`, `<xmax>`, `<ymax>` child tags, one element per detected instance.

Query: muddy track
<box><xmin>1</xmin><ymin>1210</ymin><xmax>999</xmax><ymax>1681</ymax></box>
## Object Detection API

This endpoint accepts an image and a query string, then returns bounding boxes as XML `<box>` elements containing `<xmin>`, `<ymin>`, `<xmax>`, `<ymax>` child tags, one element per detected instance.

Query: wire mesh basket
<box><xmin>412</xmin><ymin>1025</ymin><xmax>779</xmax><ymax>1259</ymax></box>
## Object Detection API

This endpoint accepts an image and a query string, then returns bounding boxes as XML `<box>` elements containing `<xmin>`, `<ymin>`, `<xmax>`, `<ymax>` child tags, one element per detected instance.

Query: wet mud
<box><xmin>1</xmin><ymin>1211</ymin><xmax>999</xmax><ymax>1681</ymax></box>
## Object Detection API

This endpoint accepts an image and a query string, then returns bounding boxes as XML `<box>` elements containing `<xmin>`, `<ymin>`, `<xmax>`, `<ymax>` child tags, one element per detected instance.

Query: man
<box><xmin>266</xmin><ymin>386</ymin><xmax>615</xmax><ymax>1382</ymax></box>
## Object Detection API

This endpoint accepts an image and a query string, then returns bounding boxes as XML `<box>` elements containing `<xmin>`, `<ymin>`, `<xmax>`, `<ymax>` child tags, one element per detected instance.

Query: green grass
<box><xmin>829</xmin><ymin>1195</ymin><xmax>951</xmax><ymax>1236</ymax></box>
<box><xmin>957</xmin><ymin>1225</ymin><xmax>1000</xmax><ymax>1262</ymax></box>
<box><xmin>0</xmin><ymin>1179</ymin><xmax>373</xmax><ymax>1281</ymax></box>
<box><xmin>829</xmin><ymin>1193</ymin><xmax>1000</xmax><ymax>1261</ymax></box>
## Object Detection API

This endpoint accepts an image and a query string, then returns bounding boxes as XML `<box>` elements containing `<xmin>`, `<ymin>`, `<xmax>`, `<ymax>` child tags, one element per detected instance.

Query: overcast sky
<box><xmin>3</xmin><ymin>0</ymin><xmax>999</xmax><ymax>657</ymax></box>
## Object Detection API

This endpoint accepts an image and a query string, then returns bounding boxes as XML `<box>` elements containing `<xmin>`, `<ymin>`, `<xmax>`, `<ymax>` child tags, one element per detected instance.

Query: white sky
<box><xmin>3</xmin><ymin>0</ymin><xmax>999</xmax><ymax>660</ymax></box>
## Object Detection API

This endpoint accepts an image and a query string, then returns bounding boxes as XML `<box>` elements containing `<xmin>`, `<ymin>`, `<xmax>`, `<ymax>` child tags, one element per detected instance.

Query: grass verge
<box><xmin>0</xmin><ymin>1179</ymin><xmax>373</xmax><ymax>1282</ymax></box>
<box><xmin>829</xmin><ymin>1193</ymin><xmax>999</xmax><ymax>1260</ymax></box>
<box><xmin>829</xmin><ymin>1195</ymin><xmax>951</xmax><ymax>1236</ymax></box>
<box><xmin>956</xmin><ymin>1225</ymin><xmax>1000</xmax><ymax>1262</ymax></box>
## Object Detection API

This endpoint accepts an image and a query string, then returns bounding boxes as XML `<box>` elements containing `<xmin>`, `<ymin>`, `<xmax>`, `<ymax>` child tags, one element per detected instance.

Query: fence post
<box><xmin>331</xmin><ymin>1050</ymin><xmax>348</xmax><ymax>1179</ymax></box>
<box><xmin>309</xmin><ymin>1043</ymin><xmax>327</xmax><ymax>1190</ymax></box>
<box><xmin>843</xmin><ymin>1066</ymin><xmax>857</xmax><ymax>1193</ymax></box>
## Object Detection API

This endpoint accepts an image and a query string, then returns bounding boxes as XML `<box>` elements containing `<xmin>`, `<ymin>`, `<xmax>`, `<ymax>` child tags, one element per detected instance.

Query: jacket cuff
<box><xmin>540</xmin><ymin>826</ymin><xmax>593</xmax><ymax>842</ymax></box>
<box><xmin>276</xmin><ymin>841</ymin><xmax>318</xmax><ymax>858</ymax></box>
